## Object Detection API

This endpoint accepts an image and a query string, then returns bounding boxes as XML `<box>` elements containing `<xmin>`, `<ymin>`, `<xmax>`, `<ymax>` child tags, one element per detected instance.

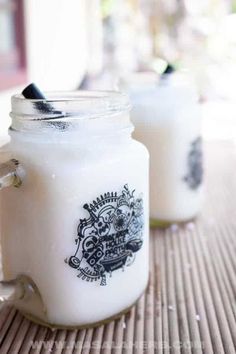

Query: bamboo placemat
<box><xmin>0</xmin><ymin>141</ymin><xmax>235</xmax><ymax>353</ymax></box>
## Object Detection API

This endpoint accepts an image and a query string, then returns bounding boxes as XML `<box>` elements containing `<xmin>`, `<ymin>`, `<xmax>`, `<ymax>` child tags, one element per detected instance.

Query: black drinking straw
<box><xmin>22</xmin><ymin>83</ymin><xmax>64</xmax><ymax>119</ymax></box>
<box><xmin>22</xmin><ymin>83</ymin><xmax>69</xmax><ymax>130</ymax></box>
<box><xmin>162</xmin><ymin>64</ymin><xmax>175</xmax><ymax>75</ymax></box>
<box><xmin>22</xmin><ymin>83</ymin><xmax>46</xmax><ymax>100</ymax></box>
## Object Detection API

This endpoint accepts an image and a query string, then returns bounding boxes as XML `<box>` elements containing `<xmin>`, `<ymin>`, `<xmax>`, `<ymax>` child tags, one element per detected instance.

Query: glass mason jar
<box><xmin>0</xmin><ymin>91</ymin><xmax>149</xmax><ymax>328</ymax></box>
<box><xmin>120</xmin><ymin>72</ymin><xmax>203</xmax><ymax>227</ymax></box>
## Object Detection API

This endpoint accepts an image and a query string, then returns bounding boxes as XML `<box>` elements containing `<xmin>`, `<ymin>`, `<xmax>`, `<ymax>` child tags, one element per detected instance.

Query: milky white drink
<box><xmin>121</xmin><ymin>73</ymin><xmax>203</xmax><ymax>225</ymax></box>
<box><xmin>0</xmin><ymin>91</ymin><xmax>149</xmax><ymax>328</ymax></box>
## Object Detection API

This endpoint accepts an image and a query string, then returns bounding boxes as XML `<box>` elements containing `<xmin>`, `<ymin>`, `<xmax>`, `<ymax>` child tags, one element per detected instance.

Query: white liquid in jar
<box><xmin>1</xmin><ymin>101</ymin><xmax>149</xmax><ymax>327</ymax></box>
<box><xmin>128</xmin><ymin>75</ymin><xmax>203</xmax><ymax>223</ymax></box>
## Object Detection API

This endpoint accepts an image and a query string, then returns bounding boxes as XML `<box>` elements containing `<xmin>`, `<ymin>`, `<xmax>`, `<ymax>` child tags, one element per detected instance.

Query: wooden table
<box><xmin>0</xmin><ymin>141</ymin><xmax>235</xmax><ymax>353</ymax></box>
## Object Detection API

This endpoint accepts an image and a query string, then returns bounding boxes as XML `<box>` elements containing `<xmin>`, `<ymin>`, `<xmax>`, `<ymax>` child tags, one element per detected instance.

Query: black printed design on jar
<box><xmin>184</xmin><ymin>137</ymin><xmax>203</xmax><ymax>190</ymax></box>
<box><xmin>67</xmin><ymin>185</ymin><xmax>144</xmax><ymax>286</ymax></box>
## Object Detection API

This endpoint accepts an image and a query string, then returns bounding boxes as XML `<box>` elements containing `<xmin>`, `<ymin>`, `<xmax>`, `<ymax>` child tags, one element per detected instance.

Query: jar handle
<box><xmin>0</xmin><ymin>160</ymin><xmax>27</xmax><ymax>305</ymax></box>
<box><xmin>0</xmin><ymin>159</ymin><xmax>23</xmax><ymax>190</ymax></box>
<box><xmin>0</xmin><ymin>279</ymin><xmax>25</xmax><ymax>304</ymax></box>
<box><xmin>0</xmin><ymin>277</ymin><xmax>37</xmax><ymax>306</ymax></box>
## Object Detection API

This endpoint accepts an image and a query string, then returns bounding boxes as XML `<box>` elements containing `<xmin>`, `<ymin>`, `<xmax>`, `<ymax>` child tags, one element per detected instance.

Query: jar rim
<box><xmin>10</xmin><ymin>90</ymin><xmax>132</xmax><ymax>135</ymax></box>
<box><xmin>11</xmin><ymin>90</ymin><xmax>131</xmax><ymax>121</ymax></box>
<box><xmin>12</xmin><ymin>90</ymin><xmax>129</xmax><ymax>103</ymax></box>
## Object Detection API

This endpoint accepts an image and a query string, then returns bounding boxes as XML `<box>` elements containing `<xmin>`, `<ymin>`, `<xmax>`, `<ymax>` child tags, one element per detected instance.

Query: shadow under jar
<box><xmin>0</xmin><ymin>91</ymin><xmax>149</xmax><ymax>329</ymax></box>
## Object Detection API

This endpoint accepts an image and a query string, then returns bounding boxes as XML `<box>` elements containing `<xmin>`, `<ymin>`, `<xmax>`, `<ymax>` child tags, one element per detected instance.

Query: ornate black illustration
<box><xmin>184</xmin><ymin>137</ymin><xmax>203</xmax><ymax>190</ymax></box>
<box><xmin>67</xmin><ymin>185</ymin><xmax>144</xmax><ymax>285</ymax></box>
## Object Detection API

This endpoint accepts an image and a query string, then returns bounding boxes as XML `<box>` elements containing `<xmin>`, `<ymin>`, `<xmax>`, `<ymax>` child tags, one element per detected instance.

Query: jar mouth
<box><xmin>10</xmin><ymin>90</ymin><xmax>132</xmax><ymax>136</ymax></box>
<box><xmin>11</xmin><ymin>90</ymin><xmax>131</xmax><ymax>121</ymax></box>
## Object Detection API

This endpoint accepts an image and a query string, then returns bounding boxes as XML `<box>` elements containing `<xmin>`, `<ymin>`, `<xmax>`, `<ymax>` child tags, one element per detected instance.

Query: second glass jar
<box><xmin>120</xmin><ymin>72</ymin><xmax>203</xmax><ymax>226</ymax></box>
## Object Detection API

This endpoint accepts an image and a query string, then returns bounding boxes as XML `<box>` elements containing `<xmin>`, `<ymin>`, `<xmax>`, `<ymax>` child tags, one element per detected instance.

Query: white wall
<box><xmin>24</xmin><ymin>0</ymin><xmax>87</xmax><ymax>90</ymax></box>
<box><xmin>0</xmin><ymin>0</ymin><xmax>88</xmax><ymax>136</ymax></box>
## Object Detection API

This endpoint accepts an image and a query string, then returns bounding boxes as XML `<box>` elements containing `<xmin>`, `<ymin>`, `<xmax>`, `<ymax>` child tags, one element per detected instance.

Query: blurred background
<box><xmin>0</xmin><ymin>0</ymin><xmax>236</xmax><ymax>142</ymax></box>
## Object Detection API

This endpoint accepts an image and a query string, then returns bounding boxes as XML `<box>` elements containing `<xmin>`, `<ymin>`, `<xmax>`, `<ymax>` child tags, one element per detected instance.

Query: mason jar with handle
<box><xmin>120</xmin><ymin>71</ymin><xmax>203</xmax><ymax>227</ymax></box>
<box><xmin>0</xmin><ymin>89</ymin><xmax>149</xmax><ymax>328</ymax></box>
